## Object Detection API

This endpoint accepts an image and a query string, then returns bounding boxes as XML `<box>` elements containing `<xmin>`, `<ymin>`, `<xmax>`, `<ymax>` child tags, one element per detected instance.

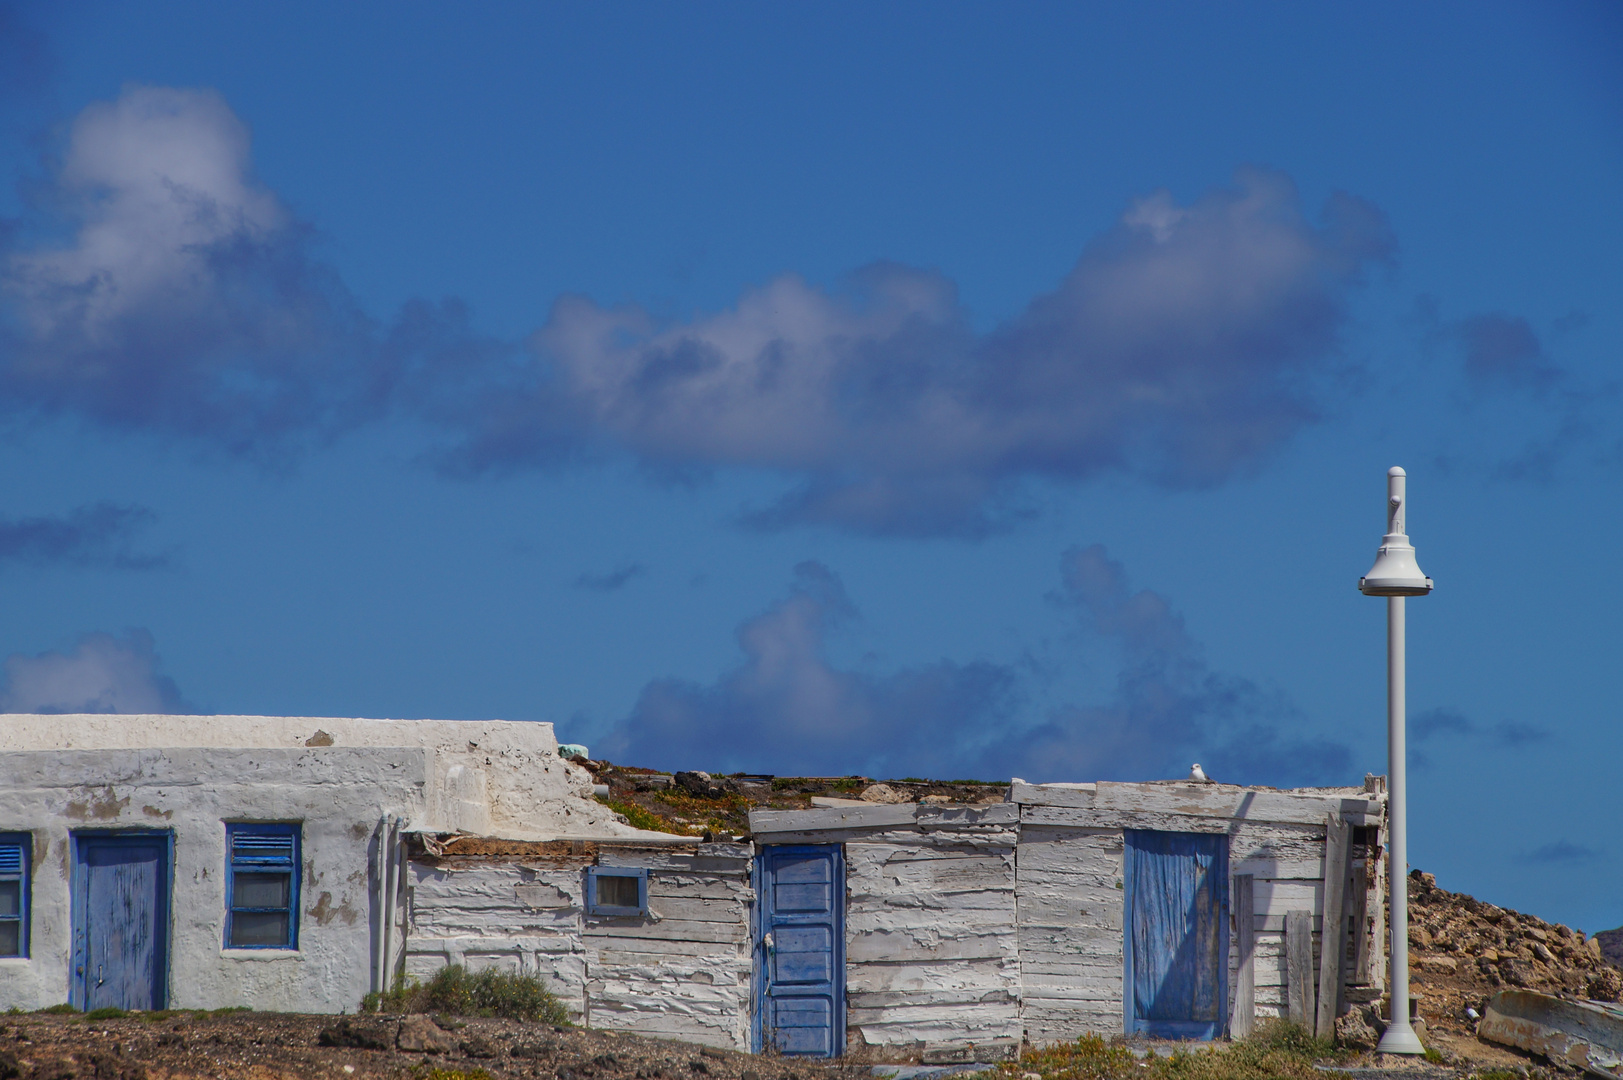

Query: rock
<box><xmin>1533</xmin><ymin>942</ymin><xmax>1557</xmax><ymax>965</ymax></box>
<box><xmin>1587</xmin><ymin>966</ymin><xmax>1623</xmax><ymax>1003</ymax></box>
<box><xmin>918</xmin><ymin>794</ymin><xmax>954</xmax><ymax>805</ymax></box>
<box><xmin>673</xmin><ymin>771</ymin><xmax>725</xmax><ymax>799</ymax></box>
<box><xmin>1528</xmin><ymin>927</ymin><xmax>1549</xmax><ymax>943</ymax></box>
<box><xmin>397</xmin><ymin>1015</ymin><xmax>451</xmax><ymax>1054</ymax></box>
<box><xmin>1336</xmin><ymin>1006</ymin><xmax>1382</xmax><ymax>1050</ymax></box>
<box><xmin>1421</xmin><ymin>955</ymin><xmax>1459</xmax><ymax>973</ymax></box>
<box><xmin>460</xmin><ymin>1036</ymin><xmax>501</xmax><ymax>1058</ymax></box>
<box><xmin>317</xmin><ymin>1017</ymin><xmax>395</xmax><ymax>1050</ymax></box>
<box><xmin>1501</xmin><ymin>958</ymin><xmax>1536</xmax><ymax>987</ymax></box>
<box><xmin>1410</xmin><ymin>925</ymin><xmax>1433</xmax><ymax>948</ymax></box>
<box><xmin>1411</xmin><ymin>870</ymin><xmax>1437</xmax><ymax>890</ymax></box>
<box><xmin>858</xmin><ymin>783</ymin><xmax>907</xmax><ymax>804</ymax></box>
<box><xmin>1481</xmin><ymin>948</ymin><xmax>1501</xmax><ymax>963</ymax></box>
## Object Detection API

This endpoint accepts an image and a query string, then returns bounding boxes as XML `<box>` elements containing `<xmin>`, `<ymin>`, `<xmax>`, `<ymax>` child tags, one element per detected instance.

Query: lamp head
<box><xmin>1359</xmin><ymin>467</ymin><xmax>1434</xmax><ymax>597</ymax></box>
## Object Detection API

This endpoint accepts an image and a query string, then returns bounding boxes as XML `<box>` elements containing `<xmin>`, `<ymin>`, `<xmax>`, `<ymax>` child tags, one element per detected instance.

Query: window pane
<box><xmin>0</xmin><ymin>881</ymin><xmax>18</xmax><ymax>917</ymax></box>
<box><xmin>0</xmin><ymin>920</ymin><xmax>20</xmax><ymax>956</ymax></box>
<box><xmin>596</xmin><ymin>874</ymin><xmax>640</xmax><ymax>909</ymax></box>
<box><xmin>234</xmin><ymin>871</ymin><xmax>289</xmax><ymax>909</ymax></box>
<box><xmin>230</xmin><ymin>910</ymin><xmax>289</xmax><ymax>947</ymax></box>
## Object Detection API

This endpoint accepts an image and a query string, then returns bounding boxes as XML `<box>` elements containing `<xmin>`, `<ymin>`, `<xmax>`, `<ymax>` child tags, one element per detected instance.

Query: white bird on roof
<box><xmin>1189</xmin><ymin>763</ymin><xmax>1211</xmax><ymax>783</ymax></box>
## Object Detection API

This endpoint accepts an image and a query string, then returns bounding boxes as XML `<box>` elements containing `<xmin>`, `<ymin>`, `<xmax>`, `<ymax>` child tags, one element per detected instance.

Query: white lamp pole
<box><xmin>1359</xmin><ymin>466</ymin><xmax>1433</xmax><ymax>1055</ymax></box>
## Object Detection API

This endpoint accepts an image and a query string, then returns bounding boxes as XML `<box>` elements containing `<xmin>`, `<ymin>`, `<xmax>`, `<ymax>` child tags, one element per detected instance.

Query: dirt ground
<box><xmin>0</xmin><ymin>1011</ymin><xmax>871</xmax><ymax>1080</ymax></box>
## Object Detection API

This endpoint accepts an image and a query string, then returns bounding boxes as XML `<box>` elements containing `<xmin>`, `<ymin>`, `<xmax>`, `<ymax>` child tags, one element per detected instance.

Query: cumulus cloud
<box><xmin>574</xmin><ymin>562</ymin><xmax>646</xmax><ymax>592</ymax></box>
<box><xmin>0</xmin><ymin>629</ymin><xmax>192</xmax><ymax>713</ymax></box>
<box><xmin>3</xmin><ymin>86</ymin><xmax>1391</xmax><ymax>535</ymax></box>
<box><xmin>0</xmin><ymin>501</ymin><xmax>167</xmax><ymax>568</ymax></box>
<box><xmin>1458</xmin><ymin>313</ymin><xmax>1561</xmax><ymax>394</ymax></box>
<box><xmin>442</xmin><ymin>169</ymin><xmax>1391</xmax><ymax>535</ymax></box>
<box><xmin>597</xmin><ymin>548</ymin><xmax>1350</xmax><ymax>784</ymax></box>
<box><xmin>0</xmin><ymin>85</ymin><xmax>388</xmax><ymax>452</ymax></box>
<box><xmin>1519</xmin><ymin>841</ymin><xmax>1601</xmax><ymax>865</ymax></box>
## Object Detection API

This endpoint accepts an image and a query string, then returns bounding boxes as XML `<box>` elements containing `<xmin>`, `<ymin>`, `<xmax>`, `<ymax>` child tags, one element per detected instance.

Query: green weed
<box><xmin>363</xmin><ymin>965</ymin><xmax>570</xmax><ymax>1024</ymax></box>
<box><xmin>83</xmin><ymin>1007</ymin><xmax>129</xmax><ymax>1021</ymax></box>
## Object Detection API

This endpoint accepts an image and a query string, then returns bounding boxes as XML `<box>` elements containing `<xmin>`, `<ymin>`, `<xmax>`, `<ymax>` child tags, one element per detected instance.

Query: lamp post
<box><xmin>1359</xmin><ymin>466</ymin><xmax>1433</xmax><ymax>1055</ymax></box>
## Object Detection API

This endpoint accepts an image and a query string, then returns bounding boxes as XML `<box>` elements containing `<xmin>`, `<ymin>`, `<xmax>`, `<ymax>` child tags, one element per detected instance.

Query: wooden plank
<box><xmin>1232</xmin><ymin>873</ymin><xmax>1255</xmax><ymax>1040</ymax></box>
<box><xmin>1285</xmin><ymin>909</ymin><xmax>1315</xmax><ymax>1028</ymax></box>
<box><xmin>1009</xmin><ymin>781</ymin><xmax>1096</xmax><ymax>808</ymax></box>
<box><xmin>1315</xmin><ymin>814</ymin><xmax>1349</xmax><ymax>1039</ymax></box>
<box><xmin>582</xmin><ymin>919</ymin><xmax>747</xmax><ymax>944</ymax></box>
<box><xmin>749</xmin><ymin>802</ymin><xmax>1016</xmax><ymax>836</ymax></box>
<box><xmin>1094</xmin><ymin>782</ymin><xmax>1382</xmax><ymax>827</ymax></box>
<box><xmin>1351</xmin><ymin>864</ymin><xmax>1372</xmax><ymax>985</ymax></box>
<box><xmin>1254</xmin><ymin>880</ymin><xmax>1325</xmax><ymax>916</ymax></box>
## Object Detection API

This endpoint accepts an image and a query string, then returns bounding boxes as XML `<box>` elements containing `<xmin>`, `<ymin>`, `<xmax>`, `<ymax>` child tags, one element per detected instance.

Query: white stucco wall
<box><xmin>0</xmin><ymin>714</ymin><xmax>669</xmax><ymax>1014</ymax></box>
<box><xmin>0</xmin><ymin>714</ymin><xmax>638</xmax><ymax>840</ymax></box>
<box><xmin>0</xmin><ymin>746</ymin><xmax>423</xmax><ymax>1012</ymax></box>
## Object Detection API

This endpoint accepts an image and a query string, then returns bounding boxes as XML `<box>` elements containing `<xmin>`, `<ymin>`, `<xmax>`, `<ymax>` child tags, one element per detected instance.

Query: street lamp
<box><xmin>1359</xmin><ymin>466</ymin><xmax>1433</xmax><ymax>1055</ymax></box>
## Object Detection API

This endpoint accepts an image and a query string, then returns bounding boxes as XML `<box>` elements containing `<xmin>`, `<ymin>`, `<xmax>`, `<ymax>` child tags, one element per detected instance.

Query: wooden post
<box><xmin>1231</xmin><ymin>873</ymin><xmax>1255</xmax><ymax>1039</ymax></box>
<box><xmin>1315</xmin><ymin>814</ymin><xmax>1351</xmax><ymax>1039</ymax></box>
<box><xmin>1286</xmin><ymin>909</ymin><xmax>1315</xmax><ymax>1028</ymax></box>
<box><xmin>1351</xmin><ymin>862</ymin><xmax>1372</xmax><ymax>986</ymax></box>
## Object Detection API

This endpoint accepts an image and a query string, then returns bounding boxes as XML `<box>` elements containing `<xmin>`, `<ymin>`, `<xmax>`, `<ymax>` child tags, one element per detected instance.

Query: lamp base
<box><xmin>1376</xmin><ymin>1021</ymin><xmax>1426</xmax><ymax>1055</ymax></box>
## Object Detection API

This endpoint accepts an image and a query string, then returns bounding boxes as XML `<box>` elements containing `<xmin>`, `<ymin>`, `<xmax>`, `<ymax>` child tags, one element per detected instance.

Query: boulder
<box><xmin>859</xmin><ymin>783</ymin><xmax>908</xmax><ymax>804</ymax></box>
<box><xmin>397</xmin><ymin>1015</ymin><xmax>452</xmax><ymax>1054</ymax></box>
<box><xmin>1336</xmin><ymin>1005</ymin><xmax>1383</xmax><ymax>1050</ymax></box>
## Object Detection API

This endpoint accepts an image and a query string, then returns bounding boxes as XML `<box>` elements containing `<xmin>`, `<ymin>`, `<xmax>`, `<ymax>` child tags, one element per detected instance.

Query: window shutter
<box><xmin>232</xmin><ymin>832</ymin><xmax>294</xmax><ymax>864</ymax></box>
<box><xmin>0</xmin><ymin>844</ymin><xmax>21</xmax><ymax>876</ymax></box>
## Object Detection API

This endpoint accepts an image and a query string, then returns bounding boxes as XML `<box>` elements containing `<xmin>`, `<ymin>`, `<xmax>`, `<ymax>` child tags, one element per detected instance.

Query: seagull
<box><xmin>1189</xmin><ymin>763</ymin><xmax>1211</xmax><ymax>783</ymax></box>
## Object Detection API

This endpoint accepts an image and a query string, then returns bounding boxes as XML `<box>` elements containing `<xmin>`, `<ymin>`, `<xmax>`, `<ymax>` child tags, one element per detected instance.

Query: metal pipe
<box><xmin>381</xmin><ymin>816</ymin><xmax>400</xmax><ymax>994</ymax></box>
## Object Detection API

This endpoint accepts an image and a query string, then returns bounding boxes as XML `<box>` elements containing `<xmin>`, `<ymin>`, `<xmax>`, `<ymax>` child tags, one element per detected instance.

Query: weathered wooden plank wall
<box><xmin>843</xmin><ymin>829</ymin><xmax>1022</xmax><ymax>1060</ymax></box>
<box><xmin>405</xmin><ymin>843</ymin><xmax>755</xmax><ymax>1051</ymax></box>
<box><xmin>584</xmin><ymin>844</ymin><xmax>754</xmax><ymax>1050</ymax></box>
<box><xmin>404</xmin><ymin>859</ymin><xmax>591</xmax><ymax>1016</ymax></box>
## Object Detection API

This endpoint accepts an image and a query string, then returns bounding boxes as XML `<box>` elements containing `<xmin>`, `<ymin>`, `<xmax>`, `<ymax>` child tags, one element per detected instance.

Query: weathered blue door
<box><xmin>72</xmin><ymin>832</ymin><xmax>171</xmax><ymax>1011</ymax></box>
<box><xmin>754</xmin><ymin>845</ymin><xmax>844</xmax><ymax>1057</ymax></box>
<box><xmin>1123</xmin><ymin>829</ymin><xmax>1228</xmax><ymax>1039</ymax></box>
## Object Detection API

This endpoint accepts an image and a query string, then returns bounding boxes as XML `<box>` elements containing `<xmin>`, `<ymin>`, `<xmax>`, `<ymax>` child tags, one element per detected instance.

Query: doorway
<box><xmin>754</xmin><ymin>845</ymin><xmax>844</xmax><ymax>1057</ymax></box>
<box><xmin>1123</xmin><ymin>829</ymin><xmax>1228</xmax><ymax>1039</ymax></box>
<box><xmin>71</xmin><ymin>831</ymin><xmax>172</xmax><ymax>1011</ymax></box>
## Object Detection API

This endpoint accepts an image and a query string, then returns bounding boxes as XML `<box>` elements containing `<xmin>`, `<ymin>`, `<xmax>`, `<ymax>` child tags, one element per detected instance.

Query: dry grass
<box><xmin>1001</xmin><ymin>1023</ymin><xmax>1344</xmax><ymax>1080</ymax></box>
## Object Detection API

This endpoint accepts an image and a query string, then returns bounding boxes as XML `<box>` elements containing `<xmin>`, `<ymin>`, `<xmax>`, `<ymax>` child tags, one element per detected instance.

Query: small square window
<box><xmin>585</xmin><ymin>867</ymin><xmax>648</xmax><ymax>917</ymax></box>
<box><xmin>0</xmin><ymin>834</ymin><xmax>28</xmax><ymax>958</ymax></box>
<box><xmin>226</xmin><ymin>824</ymin><xmax>300</xmax><ymax>949</ymax></box>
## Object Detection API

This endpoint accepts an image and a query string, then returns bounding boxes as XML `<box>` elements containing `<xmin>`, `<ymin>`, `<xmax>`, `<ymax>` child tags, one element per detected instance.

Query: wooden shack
<box><xmin>746</xmin><ymin>777</ymin><xmax>1388</xmax><ymax>1059</ymax></box>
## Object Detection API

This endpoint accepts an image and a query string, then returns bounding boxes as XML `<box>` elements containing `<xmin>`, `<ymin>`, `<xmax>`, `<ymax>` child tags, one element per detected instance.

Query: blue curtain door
<box><xmin>754</xmin><ymin>845</ymin><xmax>844</xmax><ymax>1057</ymax></box>
<box><xmin>72</xmin><ymin>833</ymin><xmax>171</xmax><ymax>1011</ymax></box>
<box><xmin>1123</xmin><ymin>829</ymin><xmax>1229</xmax><ymax>1039</ymax></box>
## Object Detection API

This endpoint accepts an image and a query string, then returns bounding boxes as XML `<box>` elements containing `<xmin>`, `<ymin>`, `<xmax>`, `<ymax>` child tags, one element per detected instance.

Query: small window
<box><xmin>585</xmin><ymin>867</ymin><xmax>648</xmax><ymax>917</ymax></box>
<box><xmin>0</xmin><ymin>834</ymin><xmax>28</xmax><ymax>958</ymax></box>
<box><xmin>226</xmin><ymin>824</ymin><xmax>300</xmax><ymax>949</ymax></box>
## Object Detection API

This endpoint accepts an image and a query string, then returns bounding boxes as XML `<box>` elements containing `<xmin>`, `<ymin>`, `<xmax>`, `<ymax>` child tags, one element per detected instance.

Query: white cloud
<box><xmin>0</xmin><ymin>629</ymin><xmax>191</xmax><ymax>714</ymax></box>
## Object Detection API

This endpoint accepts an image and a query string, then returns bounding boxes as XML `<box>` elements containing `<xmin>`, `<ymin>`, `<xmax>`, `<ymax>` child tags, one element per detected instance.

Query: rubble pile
<box><xmin>1401</xmin><ymin>870</ymin><xmax>1621</xmax><ymax>1041</ymax></box>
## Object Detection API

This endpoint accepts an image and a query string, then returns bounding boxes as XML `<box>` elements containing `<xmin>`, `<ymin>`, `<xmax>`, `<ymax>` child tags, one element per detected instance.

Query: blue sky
<box><xmin>1</xmin><ymin>2</ymin><xmax>1619</xmax><ymax>933</ymax></box>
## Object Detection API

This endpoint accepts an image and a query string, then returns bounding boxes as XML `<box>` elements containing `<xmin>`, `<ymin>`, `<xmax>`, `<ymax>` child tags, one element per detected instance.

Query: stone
<box><xmin>673</xmin><ymin>771</ymin><xmax>725</xmax><ymax>799</ymax></box>
<box><xmin>397</xmin><ymin>1015</ymin><xmax>451</xmax><ymax>1054</ymax></box>
<box><xmin>1586</xmin><ymin>966</ymin><xmax>1623</xmax><ymax>1004</ymax></box>
<box><xmin>1501</xmin><ymin>958</ymin><xmax>1536</xmax><ymax>987</ymax></box>
<box><xmin>460</xmin><ymin>1036</ymin><xmax>501</xmax><ymax>1058</ymax></box>
<box><xmin>1421</xmin><ymin>955</ymin><xmax>1459</xmax><ymax>973</ymax></box>
<box><xmin>317</xmin><ymin>1017</ymin><xmax>395</xmax><ymax>1050</ymax></box>
<box><xmin>918</xmin><ymin>794</ymin><xmax>954</xmax><ymax>805</ymax></box>
<box><xmin>1528</xmin><ymin>927</ymin><xmax>1549</xmax><ymax>943</ymax></box>
<box><xmin>858</xmin><ymin>783</ymin><xmax>908</xmax><ymax>804</ymax></box>
<box><xmin>1410</xmin><ymin>925</ymin><xmax>1433</xmax><ymax>949</ymax></box>
<box><xmin>1533</xmin><ymin>943</ymin><xmax>1557</xmax><ymax>965</ymax></box>
<box><xmin>1336</xmin><ymin>1006</ymin><xmax>1382</xmax><ymax>1050</ymax></box>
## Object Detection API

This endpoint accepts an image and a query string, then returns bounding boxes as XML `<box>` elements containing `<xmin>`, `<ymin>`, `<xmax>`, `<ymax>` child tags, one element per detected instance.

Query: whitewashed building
<box><xmin>0</xmin><ymin>713</ymin><xmax>1387</xmax><ymax>1062</ymax></box>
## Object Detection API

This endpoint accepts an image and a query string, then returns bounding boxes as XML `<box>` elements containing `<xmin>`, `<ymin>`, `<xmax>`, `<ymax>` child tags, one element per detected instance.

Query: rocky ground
<box><xmin>582</xmin><ymin>763</ymin><xmax>1008</xmax><ymax>838</ymax></box>
<box><xmin>0</xmin><ymin>1011</ymin><xmax>871</xmax><ymax>1080</ymax></box>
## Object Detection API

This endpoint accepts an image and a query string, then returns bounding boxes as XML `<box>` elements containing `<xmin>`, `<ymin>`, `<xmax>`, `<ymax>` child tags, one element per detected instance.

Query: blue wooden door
<box><xmin>1123</xmin><ymin>829</ymin><xmax>1228</xmax><ymax>1039</ymax></box>
<box><xmin>72</xmin><ymin>833</ymin><xmax>171</xmax><ymax>1011</ymax></box>
<box><xmin>754</xmin><ymin>845</ymin><xmax>844</xmax><ymax>1057</ymax></box>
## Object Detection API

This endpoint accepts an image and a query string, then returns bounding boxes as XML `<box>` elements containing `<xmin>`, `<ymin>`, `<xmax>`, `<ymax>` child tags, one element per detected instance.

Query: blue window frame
<box><xmin>584</xmin><ymin>866</ymin><xmax>648</xmax><ymax>917</ymax></box>
<box><xmin>0</xmin><ymin>833</ymin><xmax>28</xmax><ymax>958</ymax></box>
<box><xmin>225</xmin><ymin>824</ymin><xmax>300</xmax><ymax>949</ymax></box>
